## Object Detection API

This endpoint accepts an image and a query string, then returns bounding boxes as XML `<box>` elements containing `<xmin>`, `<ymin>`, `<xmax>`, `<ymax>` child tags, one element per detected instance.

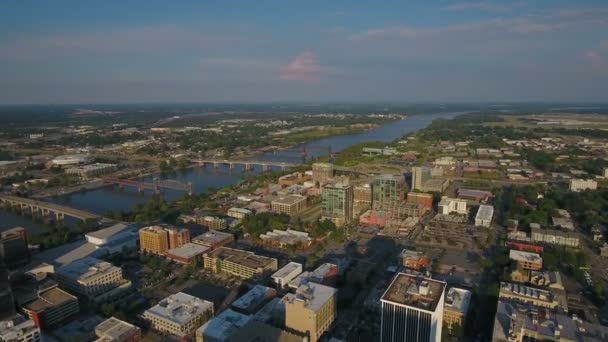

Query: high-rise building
<box><xmin>0</xmin><ymin>258</ymin><xmax>15</xmax><ymax>321</ymax></box>
<box><xmin>139</xmin><ymin>225</ymin><xmax>190</xmax><ymax>255</ymax></box>
<box><xmin>380</xmin><ymin>273</ymin><xmax>446</xmax><ymax>342</ymax></box>
<box><xmin>321</xmin><ymin>181</ymin><xmax>353</xmax><ymax>227</ymax></box>
<box><xmin>372</xmin><ymin>175</ymin><xmax>407</xmax><ymax>217</ymax></box>
<box><xmin>283</xmin><ymin>282</ymin><xmax>337</xmax><ymax>342</ymax></box>
<box><xmin>411</xmin><ymin>166</ymin><xmax>430</xmax><ymax>191</ymax></box>
<box><xmin>312</xmin><ymin>163</ymin><xmax>334</xmax><ymax>184</ymax></box>
<box><xmin>353</xmin><ymin>183</ymin><xmax>372</xmax><ymax>214</ymax></box>
<box><xmin>0</xmin><ymin>227</ymin><xmax>30</xmax><ymax>269</ymax></box>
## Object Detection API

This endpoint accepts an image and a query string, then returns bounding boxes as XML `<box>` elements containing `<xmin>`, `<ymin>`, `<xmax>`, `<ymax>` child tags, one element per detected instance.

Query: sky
<box><xmin>1</xmin><ymin>0</ymin><xmax>607</xmax><ymax>104</ymax></box>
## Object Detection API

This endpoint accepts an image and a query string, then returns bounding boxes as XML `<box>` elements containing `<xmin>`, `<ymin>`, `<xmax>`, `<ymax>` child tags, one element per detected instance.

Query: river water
<box><xmin>1</xmin><ymin>111</ymin><xmax>462</xmax><ymax>234</ymax></box>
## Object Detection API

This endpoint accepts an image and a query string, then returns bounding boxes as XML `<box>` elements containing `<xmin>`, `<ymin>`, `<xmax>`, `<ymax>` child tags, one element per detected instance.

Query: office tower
<box><xmin>380</xmin><ymin>273</ymin><xmax>446</xmax><ymax>342</ymax></box>
<box><xmin>0</xmin><ymin>257</ymin><xmax>15</xmax><ymax>320</ymax></box>
<box><xmin>372</xmin><ymin>174</ymin><xmax>407</xmax><ymax>216</ymax></box>
<box><xmin>411</xmin><ymin>166</ymin><xmax>430</xmax><ymax>191</ymax></box>
<box><xmin>321</xmin><ymin>181</ymin><xmax>353</xmax><ymax>227</ymax></box>
<box><xmin>0</xmin><ymin>227</ymin><xmax>30</xmax><ymax>269</ymax></box>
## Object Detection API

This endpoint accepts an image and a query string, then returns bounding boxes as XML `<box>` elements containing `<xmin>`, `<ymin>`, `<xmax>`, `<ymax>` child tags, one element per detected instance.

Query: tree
<box><xmin>100</xmin><ymin>303</ymin><xmax>115</xmax><ymax>317</ymax></box>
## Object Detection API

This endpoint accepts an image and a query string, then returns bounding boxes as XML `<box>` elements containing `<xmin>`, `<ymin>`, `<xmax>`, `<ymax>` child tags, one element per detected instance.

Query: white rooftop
<box><xmin>476</xmin><ymin>205</ymin><xmax>494</xmax><ymax>220</ymax></box>
<box><xmin>166</xmin><ymin>243</ymin><xmax>210</xmax><ymax>259</ymax></box>
<box><xmin>56</xmin><ymin>257</ymin><xmax>119</xmax><ymax>282</ymax></box>
<box><xmin>272</xmin><ymin>262</ymin><xmax>303</xmax><ymax>279</ymax></box>
<box><xmin>509</xmin><ymin>250</ymin><xmax>542</xmax><ymax>263</ymax></box>
<box><xmin>144</xmin><ymin>292</ymin><xmax>213</xmax><ymax>326</ymax></box>
<box><xmin>197</xmin><ymin>309</ymin><xmax>251</xmax><ymax>341</ymax></box>
<box><xmin>444</xmin><ymin>287</ymin><xmax>472</xmax><ymax>314</ymax></box>
<box><xmin>282</xmin><ymin>281</ymin><xmax>337</xmax><ymax>312</ymax></box>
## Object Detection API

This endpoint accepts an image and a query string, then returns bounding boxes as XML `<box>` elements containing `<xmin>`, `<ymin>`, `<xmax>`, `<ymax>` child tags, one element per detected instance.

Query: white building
<box><xmin>52</xmin><ymin>154</ymin><xmax>92</xmax><ymax>166</ymax></box>
<box><xmin>227</xmin><ymin>207</ymin><xmax>253</xmax><ymax>220</ymax></box>
<box><xmin>54</xmin><ymin>257</ymin><xmax>130</xmax><ymax>301</ymax></box>
<box><xmin>271</xmin><ymin>262</ymin><xmax>303</xmax><ymax>288</ymax></box>
<box><xmin>0</xmin><ymin>314</ymin><xmax>41</xmax><ymax>342</ymax></box>
<box><xmin>84</xmin><ymin>223</ymin><xmax>139</xmax><ymax>254</ymax></box>
<box><xmin>475</xmin><ymin>205</ymin><xmax>494</xmax><ymax>227</ymax></box>
<box><xmin>65</xmin><ymin>163</ymin><xmax>117</xmax><ymax>179</ymax></box>
<box><xmin>569</xmin><ymin>179</ymin><xmax>597</xmax><ymax>192</ymax></box>
<box><xmin>438</xmin><ymin>197</ymin><xmax>468</xmax><ymax>215</ymax></box>
<box><xmin>143</xmin><ymin>292</ymin><xmax>214</xmax><ymax>339</ymax></box>
<box><xmin>380</xmin><ymin>273</ymin><xmax>446</xmax><ymax>342</ymax></box>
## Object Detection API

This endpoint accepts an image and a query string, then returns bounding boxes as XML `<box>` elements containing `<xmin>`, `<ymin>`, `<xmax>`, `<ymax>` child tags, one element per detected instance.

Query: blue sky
<box><xmin>1</xmin><ymin>0</ymin><xmax>607</xmax><ymax>104</ymax></box>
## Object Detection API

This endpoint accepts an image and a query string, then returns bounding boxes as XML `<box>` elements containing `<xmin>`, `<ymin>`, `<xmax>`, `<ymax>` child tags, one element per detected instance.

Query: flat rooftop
<box><xmin>23</xmin><ymin>287</ymin><xmax>76</xmax><ymax>312</ymax></box>
<box><xmin>231</xmin><ymin>285</ymin><xmax>276</xmax><ymax>314</ymax></box>
<box><xmin>476</xmin><ymin>205</ymin><xmax>494</xmax><ymax>219</ymax></box>
<box><xmin>282</xmin><ymin>282</ymin><xmax>337</xmax><ymax>312</ymax></box>
<box><xmin>509</xmin><ymin>250</ymin><xmax>542</xmax><ymax>263</ymax></box>
<box><xmin>444</xmin><ymin>287</ymin><xmax>471</xmax><ymax>314</ymax></box>
<box><xmin>207</xmin><ymin>247</ymin><xmax>276</xmax><ymax>269</ymax></box>
<box><xmin>381</xmin><ymin>273</ymin><xmax>446</xmax><ymax>312</ymax></box>
<box><xmin>192</xmin><ymin>230</ymin><xmax>234</xmax><ymax>246</ymax></box>
<box><xmin>85</xmin><ymin>223</ymin><xmax>131</xmax><ymax>240</ymax></box>
<box><xmin>144</xmin><ymin>292</ymin><xmax>213</xmax><ymax>326</ymax></box>
<box><xmin>272</xmin><ymin>262</ymin><xmax>302</xmax><ymax>279</ymax></box>
<box><xmin>95</xmin><ymin>317</ymin><xmax>140</xmax><ymax>341</ymax></box>
<box><xmin>56</xmin><ymin>257</ymin><xmax>119</xmax><ymax>282</ymax></box>
<box><xmin>271</xmin><ymin>195</ymin><xmax>307</xmax><ymax>205</ymax></box>
<box><xmin>166</xmin><ymin>243</ymin><xmax>210</xmax><ymax>259</ymax></box>
<box><xmin>197</xmin><ymin>309</ymin><xmax>251</xmax><ymax>341</ymax></box>
<box><xmin>399</xmin><ymin>249</ymin><xmax>425</xmax><ymax>261</ymax></box>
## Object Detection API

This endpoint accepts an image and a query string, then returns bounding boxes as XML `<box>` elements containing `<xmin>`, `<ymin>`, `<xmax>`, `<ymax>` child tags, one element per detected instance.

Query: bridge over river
<box><xmin>0</xmin><ymin>194</ymin><xmax>101</xmax><ymax>221</ymax></box>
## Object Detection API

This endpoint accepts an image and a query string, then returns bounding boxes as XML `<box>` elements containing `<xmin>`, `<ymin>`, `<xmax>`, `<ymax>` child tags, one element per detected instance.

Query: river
<box><xmin>1</xmin><ymin>111</ymin><xmax>463</xmax><ymax>234</ymax></box>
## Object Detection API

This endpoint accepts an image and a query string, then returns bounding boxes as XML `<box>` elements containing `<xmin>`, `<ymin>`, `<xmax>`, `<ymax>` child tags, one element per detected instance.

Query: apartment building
<box><xmin>271</xmin><ymin>195</ymin><xmax>307</xmax><ymax>217</ymax></box>
<box><xmin>321</xmin><ymin>181</ymin><xmax>353</xmax><ymax>227</ymax></box>
<box><xmin>139</xmin><ymin>225</ymin><xmax>190</xmax><ymax>255</ymax></box>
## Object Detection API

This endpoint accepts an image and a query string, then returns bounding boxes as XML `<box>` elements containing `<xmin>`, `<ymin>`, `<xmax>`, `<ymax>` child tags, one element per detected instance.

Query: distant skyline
<box><xmin>1</xmin><ymin>0</ymin><xmax>607</xmax><ymax>104</ymax></box>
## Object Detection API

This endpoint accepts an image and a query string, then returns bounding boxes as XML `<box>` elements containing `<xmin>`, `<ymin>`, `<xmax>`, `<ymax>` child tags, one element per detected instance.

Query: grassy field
<box><xmin>484</xmin><ymin>114</ymin><xmax>608</xmax><ymax>129</ymax></box>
